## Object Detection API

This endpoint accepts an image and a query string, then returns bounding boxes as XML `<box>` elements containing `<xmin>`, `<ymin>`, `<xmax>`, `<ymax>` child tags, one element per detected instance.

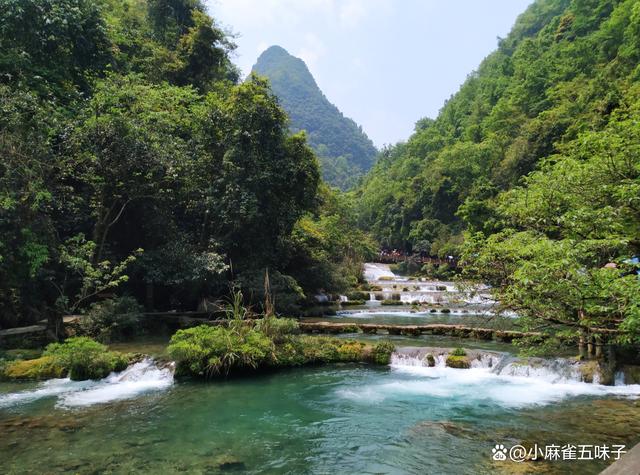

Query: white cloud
<box><xmin>208</xmin><ymin>0</ymin><xmax>335</xmax><ymax>30</ymax></box>
<box><xmin>338</xmin><ymin>0</ymin><xmax>367</xmax><ymax>28</ymax></box>
<box><xmin>296</xmin><ymin>33</ymin><xmax>327</xmax><ymax>72</ymax></box>
<box><xmin>256</xmin><ymin>41</ymin><xmax>269</xmax><ymax>56</ymax></box>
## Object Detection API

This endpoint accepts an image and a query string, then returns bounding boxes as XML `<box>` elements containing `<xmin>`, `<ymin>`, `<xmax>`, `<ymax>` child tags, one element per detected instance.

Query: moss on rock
<box><xmin>424</xmin><ymin>353</ymin><xmax>436</xmax><ymax>367</ymax></box>
<box><xmin>2</xmin><ymin>356</ymin><xmax>65</xmax><ymax>380</ymax></box>
<box><xmin>446</xmin><ymin>355</ymin><xmax>470</xmax><ymax>369</ymax></box>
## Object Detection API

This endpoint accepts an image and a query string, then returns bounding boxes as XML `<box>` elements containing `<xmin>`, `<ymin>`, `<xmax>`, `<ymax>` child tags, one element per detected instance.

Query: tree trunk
<box><xmin>578</xmin><ymin>332</ymin><xmax>587</xmax><ymax>359</ymax></box>
<box><xmin>46</xmin><ymin>310</ymin><xmax>65</xmax><ymax>342</ymax></box>
<box><xmin>594</xmin><ymin>334</ymin><xmax>603</xmax><ymax>359</ymax></box>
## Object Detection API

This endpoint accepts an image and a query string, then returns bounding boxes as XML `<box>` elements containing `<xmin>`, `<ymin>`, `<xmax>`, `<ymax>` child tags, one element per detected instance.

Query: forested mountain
<box><xmin>357</xmin><ymin>0</ymin><xmax>640</xmax><ymax>342</ymax></box>
<box><xmin>252</xmin><ymin>45</ymin><xmax>378</xmax><ymax>190</ymax></box>
<box><xmin>0</xmin><ymin>0</ymin><xmax>374</xmax><ymax>330</ymax></box>
<box><xmin>357</xmin><ymin>0</ymin><xmax>639</xmax><ymax>255</ymax></box>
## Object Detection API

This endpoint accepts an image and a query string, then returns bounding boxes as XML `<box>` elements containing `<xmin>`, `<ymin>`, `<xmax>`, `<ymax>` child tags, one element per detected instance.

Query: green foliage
<box><xmin>445</xmin><ymin>355</ymin><xmax>470</xmax><ymax>369</ymax></box>
<box><xmin>460</xmin><ymin>93</ymin><xmax>640</xmax><ymax>343</ymax></box>
<box><xmin>285</xmin><ymin>185</ymin><xmax>376</xmax><ymax>297</ymax></box>
<box><xmin>346</xmin><ymin>291</ymin><xmax>369</xmax><ymax>301</ymax></box>
<box><xmin>252</xmin><ymin>46</ymin><xmax>377</xmax><ymax>190</ymax></box>
<box><xmin>336</xmin><ymin>341</ymin><xmax>365</xmax><ymax>361</ymax></box>
<box><xmin>2</xmin><ymin>356</ymin><xmax>65</xmax><ymax>381</ymax></box>
<box><xmin>168</xmin><ymin>322</ymin><xmax>391</xmax><ymax>378</ymax></box>
<box><xmin>372</xmin><ymin>341</ymin><xmax>395</xmax><ymax>365</ymax></box>
<box><xmin>254</xmin><ymin>317</ymin><xmax>300</xmax><ymax>344</ymax></box>
<box><xmin>0</xmin><ymin>1</ymin><xmax>341</xmax><ymax>328</ymax></box>
<box><xmin>79</xmin><ymin>296</ymin><xmax>144</xmax><ymax>342</ymax></box>
<box><xmin>0</xmin><ymin>0</ymin><xmax>110</xmax><ymax>99</ymax></box>
<box><xmin>168</xmin><ymin>325</ymin><xmax>275</xmax><ymax>377</ymax></box>
<box><xmin>0</xmin><ymin>349</ymin><xmax>42</xmax><ymax>361</ymax></box>
<box><xmin>44</xmin><ymin>337</ymin><xmax>128</xmax><ymax>380</ymax></box>
<box><xmin>235</xmin><ymin>270</ymin><xmax>305</xmax><ymax>316</ymax></box>
<box><xmin>357</xmin><ymin>0</ymin><xmax>640</xmax><ymax>258</ymax></box>
<box><xmin>54</xmin><ymin>235</ymin><xmax>142</xmax><ymax>314</ymax></box>
<box><xmin>450</xmin><ymin>347</ymin><xmax>467</xmax><ymax>357</ymax></box>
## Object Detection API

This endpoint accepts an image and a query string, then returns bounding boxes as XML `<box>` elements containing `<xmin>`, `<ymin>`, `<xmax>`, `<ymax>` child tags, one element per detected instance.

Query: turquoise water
<box><xmin>2</xmin><ymin>358</ymin><xmax>640</xmax><ymax>474</ymax></box>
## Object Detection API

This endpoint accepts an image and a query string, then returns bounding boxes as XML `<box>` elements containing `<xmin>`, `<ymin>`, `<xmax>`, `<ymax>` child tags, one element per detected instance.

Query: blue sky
<box><xmin>206</xmin><ymin>0</ymin><xmax>532</xmax><ymax>148</ymax></box>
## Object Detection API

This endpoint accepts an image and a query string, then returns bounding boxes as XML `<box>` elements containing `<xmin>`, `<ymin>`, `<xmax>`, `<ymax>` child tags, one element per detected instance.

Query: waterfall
<box><xmin>388</xmin><ymin>348</ymin><xmax>624</xmax><ymax>385</ymax></box>
<box><xmin>495</xmin><ymin>358</ymin><xmax>583</xmax><ymax>383</ymax></box>
<box><xmin>0</xmin><ymin>358</ymin><xmax>174</xmax><ymax>409</ymax></box>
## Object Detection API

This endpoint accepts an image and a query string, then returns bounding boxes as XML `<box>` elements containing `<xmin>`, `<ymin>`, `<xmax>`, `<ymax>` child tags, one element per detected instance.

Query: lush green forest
<box><xmin>252</xmin><ymin>45</ymin><xmax>378</xmax><ymax>190</ymax></box>
<box><xmin>356</xmin><ymin>0</ymin><xmax>640</xmax><ymax>343</ymax></box>
<box><xmin>0</xmin><ymin>0</ymin><xmax>375</xmax><ymax>331</ymax></box>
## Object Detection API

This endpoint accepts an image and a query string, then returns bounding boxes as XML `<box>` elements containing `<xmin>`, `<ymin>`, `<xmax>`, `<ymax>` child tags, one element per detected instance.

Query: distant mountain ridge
<box><xmin>252</xmin><ymin>45</ymin><xmax>377</xmax><ymax>189</ymax></box>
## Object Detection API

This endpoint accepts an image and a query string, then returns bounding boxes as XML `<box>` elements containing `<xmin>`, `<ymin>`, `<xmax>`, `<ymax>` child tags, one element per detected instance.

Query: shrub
<box><xmin>346</xmin><ymin>291</ymin><xmax>368</xmax><ymax>301</ymax></box>
<box><xmin>168</xmin><ymin>325</ymin><xmax>275</xmax><ymax>377</ymax></box>
<box><xmin>254</xmin><ymin>317</ymin><xmax>300</xmax><ymax>343</ymax></box>
<box><xmin>337</xmin><ymin>341</ymin><xmax>365</xmax><ymax>361</ymax></box>
<box><xmin>2</xmin><ymin>356</ymin><xmax>65</xmax><ymax>380</ymax></box>
<box><xmin>1</xmin><ymin>349</ymin><xmax>42</xmax><ymax>361</ymax></box>
<box><xmin>44</xmin><ymin>337</ymin><xmax>128</xmax><ymax>380</ymax></box>
<box><xmin>451</xmin><ymin>347</ymin><xmax>467</xmax><ymax>356</ymax></box>
<box><xmin>341</xmin><ymin>299</ymin><xmax>365</xmax><ymax>306</ymax></box>
<box><xmin>80</xmin><ymin>296</ymin><xmax>143</xmax><ymax>342</ymax></box>
<box><xmin>372</xmin><ymin>341</ymin><xmax>395</xmax><ymax>365</ymax></box>
<box><xmin>298</xmin><ymin>336</ymin><xmax>340</xmax><ymax>363</ymax></box>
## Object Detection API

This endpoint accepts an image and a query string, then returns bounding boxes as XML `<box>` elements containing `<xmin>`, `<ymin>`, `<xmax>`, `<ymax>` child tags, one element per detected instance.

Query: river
<box><xmin>0</xmin><ymin>264</ymin><xmax>639</xmax><ymax>474</ymax></box>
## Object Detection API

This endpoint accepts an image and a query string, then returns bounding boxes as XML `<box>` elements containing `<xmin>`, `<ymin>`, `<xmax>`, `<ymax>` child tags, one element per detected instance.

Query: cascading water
<box><xmin>0</xmin><ymin>358</ymin><xmax>174</xmax><ymax>409</ymax></box>
<box><xmin>355</xmin><ymin>263</ymin><xmax>500</xmax><ymax>313</ymax></box>
<box><xmin>375</xmin><ymin>348</ymin><xmax>640</xmax><ymax>408</ymax></box>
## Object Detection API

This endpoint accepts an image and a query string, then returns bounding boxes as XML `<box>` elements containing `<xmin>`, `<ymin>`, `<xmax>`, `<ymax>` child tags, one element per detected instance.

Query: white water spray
<box><xmin>0</xmin><ymin>358</ymin><xmax>173</xmax><ymax>409</ymax></box>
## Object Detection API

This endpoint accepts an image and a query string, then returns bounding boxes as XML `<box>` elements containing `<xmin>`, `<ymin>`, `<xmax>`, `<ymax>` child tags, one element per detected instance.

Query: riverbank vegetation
<box><xmin>168</xmin><ymin>317</ymin><xmax>395</xmax><ymax>378</ymax></box>
<box><xmin>0</xmin><ymin>0</ymin><xmax>373</xmax><ymax>333</ymax></box>
<box><xmin>1</xmin><ymin>337</ymin><xmax>128</xmax><ymax>381</ymax></box>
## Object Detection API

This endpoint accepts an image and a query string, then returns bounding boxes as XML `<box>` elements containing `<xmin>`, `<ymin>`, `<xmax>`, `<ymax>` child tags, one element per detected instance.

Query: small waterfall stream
<box><xmin>390</xmin><ymin>348</ymin><xmax>630</xmax><ymax>385</ymax></box>
<box><xmin>0</xmin><ymin>358</ymin><xmax>174</xmax><ymax>409</ymax></box>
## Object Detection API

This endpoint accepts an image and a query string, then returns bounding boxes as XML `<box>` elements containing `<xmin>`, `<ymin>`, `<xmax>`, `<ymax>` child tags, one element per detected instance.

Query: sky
<box><xmin>206</xmin><ymin>0</ymin><xmax>532</xmax><ymax>148</ymax></box>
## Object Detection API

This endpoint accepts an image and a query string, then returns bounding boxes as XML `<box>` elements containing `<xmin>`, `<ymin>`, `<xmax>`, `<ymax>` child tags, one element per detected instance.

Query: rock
<box><xmin>214</xmin><ymin>454</ymin><xmax>246</xmax><ymax>471</ymax></box>
<box><xmin>424</xmin><ymin>353</ymin><xmax>436</xmax><ymax>367</ymax></box>
<box><xmin>622</xmin><ymin>365</ymin><xmax>640</xmax><ymax>385</ymax></box>
<box><xmin>446</xmin><ymin>355</ymin><xmax>470</xmax><ymax>369</ymax></box>
<box><xmin>2</xmin><ymin>356</ymin><xmax>65</xmax><ymax>380</ymax></box>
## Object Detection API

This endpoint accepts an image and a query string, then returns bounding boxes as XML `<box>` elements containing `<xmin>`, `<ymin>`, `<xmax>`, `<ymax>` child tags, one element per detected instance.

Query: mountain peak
<box><xmin>252</xmin><ymin>46</ymin><xmax>377</xmax><ymax>190</ymax></box>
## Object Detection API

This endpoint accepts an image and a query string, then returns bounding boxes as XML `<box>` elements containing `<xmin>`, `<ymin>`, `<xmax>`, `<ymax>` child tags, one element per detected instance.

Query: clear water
<box><xmin>2</xmin><ymin>356</ymin><xmax>640</xmax><ymax>474</ymax></box>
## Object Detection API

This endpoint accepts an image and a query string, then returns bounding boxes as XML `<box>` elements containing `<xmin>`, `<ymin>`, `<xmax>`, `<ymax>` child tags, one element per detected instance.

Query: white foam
<box><xmin>58</xmin><ymin>359</ymin><xmax>173</xmax><ymax>407</ymax></box>
<box><xmin>0</xmin><ymin>359</ymin><xmax>173</xmax><ymax>409</ymax></box>
<box><xmin>363</xmin><ymin>263</ymin><xmax>397</xmax><ymax>281</ymax></box>
<box><xmin>0</xmin><ymin>378</ymin><xmax>93</xmax><ymax>408</ymax></box>
<box><xmin>337</xmin><ymin>354</ymin><xmax>640</xmax><ymax>408</ymax></box>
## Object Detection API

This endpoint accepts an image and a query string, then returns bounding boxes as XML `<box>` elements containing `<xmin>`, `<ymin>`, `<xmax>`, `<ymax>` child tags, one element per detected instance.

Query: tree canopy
<box><xmin>356</xmin><ymin>0</ymin><xmax>640</xmax><ymax>343</ymax></box>
<box><xmin>0</xmin><ymin>0</ymin><xmax>371</xmax><ymax>329</ymax></box>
